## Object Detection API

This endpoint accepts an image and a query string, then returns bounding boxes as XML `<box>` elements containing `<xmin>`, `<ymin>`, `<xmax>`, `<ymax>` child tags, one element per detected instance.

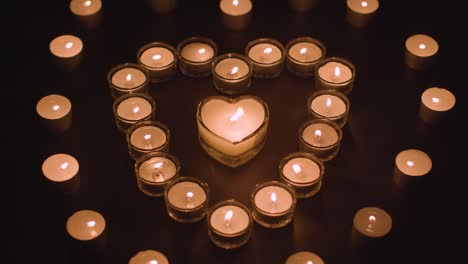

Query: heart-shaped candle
<box><xmin>197</xmin><ymin>95</ymin><xmax>269</xmax><ymax>167</ymax></box>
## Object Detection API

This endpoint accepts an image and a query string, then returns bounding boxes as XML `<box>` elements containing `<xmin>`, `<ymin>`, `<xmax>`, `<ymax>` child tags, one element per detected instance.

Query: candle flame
<box><xmin>198</xmin><ymin>48</ymin><xmax>206</xmax><ymax>54</ymax></box>
<box><xmin>186</xmin><ymin>191</ymin><xmax>194</xmax><ymax>199</ymax></box>
<box><xmin>306</xmin><ymin>261</ymin><xmax>313</xmax><ymax>264</ymax></box>
<box><xmin>326</xmin><ymin>97</ymin><xmax>332</xmax><ymax>108</ymax></box>
<box><xmin>224</xmin><ymin>210</ymin><xmax>233</xmax><ymax>224</ymax></box>
<box><xmin>126</xmin><ymin>74</ymin><xmax>132</xmax><ymax>81</ymax></box>
<box><xmin>144</xmin><ymin>134</ymin><xmax>152</xmax><ymax>140</ymax></box>
<box><xmin>315</xmin><ymin>129</ymin><xmax>322</xmax><ymax>139</ymax></box>
<box><xmin>149</xmin><ymin>261</ymin><xmax>158</xmax><ymax>264</ymax></box>
<box><xmin>230</xmin><ymin>107</ymin><xmax>244</xmax><ymax>122</ymax></box>
<box><xmin>334</xmin><ymin>66</ymin><xmax>341</xmax><ymax>77</ymax></box>
<box><xmin>133</xmin><ymin>106</ymin><xmax>140</xmax><ymax>113</ymax></box>
<box><xmin>60</xmin><ymin>162</ymin><xmax>69</xmax><ymax>170</ymax></box>
<box><xmin>292</xmin><ymin>164</ymin><xmax>301</xmax><ymax>174</ymax></box>
<box><xmin>65</xmin><ymin>42</ymin><xmax>73</xmax><ymax>49</ymax></box>
<box><xmin>230</xmin><ymin>66</ymin><xmax>239</xmax><ymax>75</ymax></box>
<box><xmin>419</xmin><ymin>43</ymin><xmax>426</xmax><ymax>50</ymax></box>
<box><xmin>87</xmin><ymin>221</ymin><xmax>96</xmax><ymax>227</ymax></box>
<box><xmin>52</xmin><ymin>105</ymin><xmax>60</xmax><ymax>111</ymax></box>
<box><xmin>270</xmin><ymin>192</ymin><xmax>277</xmax><ymax>203</ymax></box>
<box><xmin>154</xmin><ymin>162</ymin><xmax>163</xmax><ymax>169</ymax></box>
<box><xmin>84</xmin><ymin>0</ymin><xmax>92</xmax><ymax>7</ymax></box>
<box><xmin>264</xmin><ymin>47</ymin><xmax>273</xmax><ymax>55</ymax></box>
<box><xmin>361</xmin><ymin>1</ymin><xmax>368</xmax><ymax>7</ymax></box>
<box><xmin>233</xmin><ymin>0</ymin><xmax>239</xmax><ymax>6</ymax></box>
<box><xmin>369</xmin><ymin>215</ymin><xmax>376</xmax><ymax>224</ymax></box>
<box><xmin>152</xmin><ymin>54</ymin><xmax>161</xmax><ymax>60</ymax></box>
<box><xmin>432</xmin><ymin>97</ymin><xmax>440</xmax><ymax>103</ymax></box>
<box><xmin>300</xmin><ymin>47</ymin><xmax>307</xmax><ymax>55</ymax></box>
<box><xmin>406</xmin><ymin>161</ymin><xmax>414</xmax><ymax>167</ymax></box>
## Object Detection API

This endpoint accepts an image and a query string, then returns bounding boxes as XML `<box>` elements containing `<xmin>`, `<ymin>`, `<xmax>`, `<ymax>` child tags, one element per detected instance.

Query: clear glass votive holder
<box><xmin>279</xmin><ymin>152</ymin><xmax>325</xmax><ymax>199</ymax></box>
<box><xmin>137</xmin><ymin>42</ymin><xmax>178</xmax><ymax>83</ymax></box>
<box><xmin>285</xmin><ymin>37</ymin><xmax>326</xmax><ymax>78</ymax></box>
<box><xmin>207</xmin><ymin>199</ymin><xmax>253</xmax><ymax>249</ymax></box>
<box><xmin>126</xmin><ymin>120</ymin><xmax>170</xmax><ymax>160</ymax></box>
<box><xmin>134</xmin><ymin>152</ymin><xmax>180</xmax><ymax>197</ymax></box>
<box><xmin>212</xmin><ymin>53</ymin><xmax>253</xmax><ymax>95</ymax></box>
<box><xmin>177</xmin><ymin>37</ymin><xmax>218</xmax><ymax>77</ymax></box>
<box><xmin>112</xmin><ymin>93</ymin><xmax>156</xmax><ymax>133</ymax></box>
<box><xmin>315</xmin><ymin>57</ymin><xmax>356</xmax><ymax>94</ymax></box>
<box><xmin>245</xmin><ymin>38</ymin><xmax>286</xmax><ymax>79</ymax></box>
<box><xmin>307</xmin><ymin>89</ymin><xmax>350</xmax><ymax>128</ymax></box>
<box><xmin>164</xmin><ymin>176</ymin><xmax>210</xmax><ymax>223</ymax></box>
<box><xmin>298</xmin><ymin>119</ymin><xmax>343</xmax><ymax>162</ymax></box>
<box><xmin>107</xmin><ymin>63</ymin><xmax>150</xmax><ymax>99</ymax></box>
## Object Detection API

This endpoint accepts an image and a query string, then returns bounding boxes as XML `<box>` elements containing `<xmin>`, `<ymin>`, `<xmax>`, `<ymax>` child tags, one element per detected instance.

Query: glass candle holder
<box><xmin>393</xmin><ymin>149</ymin><xmax>432</xmax><ymax>189</ymax></box>
<box><xmin>207</xmin><ymin>199</ymin><xmax>253</xmax><ymax>249</ymax></box>
<box><xmin>129</xmin><ymin>249</ymin><xmax>169</xmax><ymax>264</ymax></box>
<box><xmin>298</xmin><ymin>119</ymin><xmax>343</xmax><ymax>162</ymax></box>
<box><xmin>196</xmin><ymin>95</ymin><xmax>269</xmax><ymax>168</ymax></box>
<box><xmin>285</xmin><ymin>37</ymin><xmax>326</xmax><ymax>78</ymax></box>
<box><xmin>49</xmin><ymin>34</ymin><xmax>83</xmax><ymax>71</ymax></box>
<box><xmin>36</xmin><ymin>94</ymin><xmax>72</xmax><ymax>134</ymax></box>
<box><xmin>307</xmin><ymin>89</ymin><xmax>350</xmax><ymax>128</ymax></box>
<box><xmin>405</xmin><ymin>34</ymin><xmax>439</xmax><ymax>70</ymax></box>
<box><xmin>245</xmin><ymin>38</ymin><xmax>286</xmax><ymax>79</ymax></box>
<box><xmin>285</xmin><ymin>251</ymin><xmax>325</xmax><ymax>264</ymax></box>
<box><xmin>250</xmin><ymin>181</ymin><xmax>297</xmax><ymax>228</ymax></box>
<box><xmin>279</xmin><ymin>152</ymin><xmax>324</xmax><ymax>199</ymax></box>
<box><xmin>137</xmin><ymin>42</ymin><xmax>178</xmax><ymax>83</ymax></box>
<box><xmin>107</xmin><ymin>63</ymin><xmax>150</xmax><ymax>99</ymax></box>
<box><xmin>177</xmin><ymin>37</ymin><xmax>217</xmax><ymax>77</ymax></box>
<box><xmin>352</xmin><ymin>207</ymin><xmax>392</xmax><ymax>247</ymax></box>
<box><xmin>418</xmin><ymin>87</ymin><xmax>456</xmax><ymax>125</ymax></box>
<box><xmin>112</xmin><ymin>93</ymin><xmax>156</xmax><ymax>133</ymax></box>
<box><xmin>219</xmin><ymin>0</ymin><xmax>252</xmax><ymax>31</ymax></box>
<box><xmin>69</xmin><ymin>0</ymin><xmax>103</xmax><ymax>29</ymax></box>
<box><xmin>346</xmin><ymin>0</ymin><xmax>380</xmax><ymax>28</ymax></box>
<box><xmin>315</xmin><ymin>57</ymin><xmax>356</xmax><ymax>94</ymax></box>
<box><xmin>134</xmin><ymin>152</ymin><xmax>180</xmax><ymax>197</ymax></box>
<box><xmin>126</xmin><ymin>120</ymin><xmax>170</xmax><ymax>160</ymax></box>
<box><xmin>164</xmin><ymin>176</ymin><xmax>210</xmax><ymax>223</ymax></box>
<box><xmin>212</xmin><ymin>53</ymin><xmax>253</xmax><ymax>95</ymax></box>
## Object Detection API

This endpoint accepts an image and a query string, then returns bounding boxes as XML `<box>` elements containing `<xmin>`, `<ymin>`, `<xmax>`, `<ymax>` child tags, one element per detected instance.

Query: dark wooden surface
<box><xmin>10</xmin><ymin>0</ymin><xmax>466</xmax><ymax>263</ymax></box>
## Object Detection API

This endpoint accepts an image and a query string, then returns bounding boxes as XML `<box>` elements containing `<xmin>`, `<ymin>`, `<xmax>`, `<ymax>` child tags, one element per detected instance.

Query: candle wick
<box><xmin>151</xmin><ymin>170</ymin><xmax>164</xmax><ymax>182</ymax></box>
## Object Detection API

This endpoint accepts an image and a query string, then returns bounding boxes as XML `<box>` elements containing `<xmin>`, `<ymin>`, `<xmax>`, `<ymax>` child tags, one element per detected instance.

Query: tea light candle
<box><xmin>107</xmin><ymin>63</ymin><xmax>150</xmax><ymax>99</ymax></box>
<box><xmin>42</xmin><ymin>153</ymin><xmax>79</xmax><ymax>182</ymax></box>
<box><xmin>246</xmin><ymin>38</ymin><xmax>286</xmax><ymax>79</ymax></box>
<box><xmin>137</xmin><ymin>42</ymin><xmax>178</xmax><ymax>83</ymax></box>
<box><xmin>36</xmin><ymin>94</ymin><xmax>72</xmax><ymax>134</ymax></box>
<box><xmin>285</xmin><ymin>251</ymin><xmax>325</xmax><ymax>264</ymax></box>
<box><xmin>299</xmin><ymin>119</ymin><xmax>343</xmax><ymax>162</ymax></box>
<box><xmin>126</xmin><ymin>120</ymin><xmax>170</xmax><ymax>160</ymax></box>
<box><xmin>129</xmin><ymin>250</ymin><xmax>169</xmax><ymax>264</ymax></box>
<box><xmin>285</xmin><ymin>37</ymin><xmax>325</xmax><ymax>77</ymax></box>
<box><xmin>134</xmin><ymin>152</ymin><xmax>180</xmax><ymax>197</ymax></box>
<box><xmin>196</xmin><ymin>95</ymin><xmax>269</xmax><ymax>168</ymax></box>
<box><xmin>66</xmin><ymin>209</ymin><xmax>106</xmax><ymax>241</ymax></box>
<box><xmin>352</xmin><ymin>207</ymin><xmax>392</xmax><ymax>246</ymax></box>
<box><xmin>308</xmin><ymin>90</ymin><xmax>350</xmax><ymax>128</ymax></box>
<box><xmin>346</xmin><ymin>0</ymin><xmax>379</xmax><ymax>27</ymax></box>
<box><xmin>178</xmin><ymin>37</ymin><xmax>217</xmax><ymax>77</ymax></box>
<box><xmin>279</xmin><ymin>152</ymin><xmax>324</xmax><ymax>199</ymax></box>
<box><xmin>315</xmin><ymin>57</ymin><xmax>356</xmax><ymax>94</ymax></box>
<box><xmin>219</xmin><ymin>0</ymin><xmax>252</xmax><ymax>30</ymax></box>
<box><xmin>69</xmin><ymin>0</ymin><xmax>102</xmax><ymax>16</ymax></box>
<box><xmin>165</xmin><ymin>177</ymin><xmax>210</xmax><ymax>223</ymax></box>
<box><xmin>393</xmin><ymin>149</ymin><xmax>432</xmax><ymax>188</ymax></box>
<box><xmin>251</xmin><ymin>181</ymin><xmax>297</xmax><ymax>228</ymax></box>
<box><xmin>212</xmin><ymin>53</ymin><xmax>253</xmax><ymax>95</ymax></box>
<box><xmin>207</xmin><ymin>200</ymin><xmax>252</xmax><ymax>249</ymax></box>
<box><xmin>419</xmin><ymin>87</ymin><xmax>456</xmax><ymax>124</ymax></box>
<box><xmin>405</xmin><ymin>34</ymin><xmax>439</xmax><ymax>70</ymax></box>
<box><xmin>113</xmin><ymin>93</ymin><xmax>156</xmax><ymax>132</ymax></box>
<box><xmin>49</xmin><ymin>34</ymin><xmax>83</xmax><ymax>70</ymax></box>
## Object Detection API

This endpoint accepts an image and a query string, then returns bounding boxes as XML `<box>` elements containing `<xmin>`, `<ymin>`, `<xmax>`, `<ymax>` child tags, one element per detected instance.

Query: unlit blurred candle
<box><xmin>66</xmin><ymin>210</ymin><xmax>106</xmax><ymax>241</ymax></box>
<box><xmin>353</xmin><ymin>207</ymin><xmax>392</xmax><ymax>238</ymax></box>
<box><xmin>128</xmin><ymin>250</ymin><xmax>169</xmax><ymax>264</ymax></box>
<box><xmin>42</xmin><ymin>153</ymin><xmax>79</xmax><ymax>182</ymax></box>
<box><xmin>419</xmin><ymin>87</ymin><xmax>456</xmax><ymax>124</ymax></box>
<box><xmin>69</xmin><ymin>0</ymin><xmax>102</xmax><ymax>16</ymax></box>
<box><xmin>180</xmin><ymin>42</ymin><xmax>215</xmax><ymax>62</ymax></box>
<box><xmin>49</xmin><ymin>35</ymin><xmax>83</xmax><ymax>58</ymax></box>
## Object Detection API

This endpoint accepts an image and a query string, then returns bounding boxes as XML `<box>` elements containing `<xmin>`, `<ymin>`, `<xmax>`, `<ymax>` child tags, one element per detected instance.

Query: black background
<box><xmin>9</xmin><ymin>0</ymin><xmax>467</xmax><ymax>263</ymax></box>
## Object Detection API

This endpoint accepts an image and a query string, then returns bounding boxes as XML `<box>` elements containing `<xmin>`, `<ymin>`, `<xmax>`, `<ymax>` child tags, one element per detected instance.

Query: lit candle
<box><xmin>69</xmin><ymin>0</ymin><xmax>102</xmax><ymax>16</ymax></box>
<box><xmin>36</xmin><ymin>94</ymin><xmax>72</xmax><ymax>134</ymax></box>
<box><xmin>286</xmin><ymin>37</ymin><xmax>326</xmax><ymax>77</ymax></box>
<box><xmin>279</xmin><ymin>152</ymin><xmax>324</xmax><ymax>198</ymax></box>
<box><xmin>393</xmin><ymin>149</ymin><xmax>432</xmax><ymax>188</ymax></box>
<box><xmin>66</xmin><ymin>209</ymin><xmax>106</xmax><ymax>241</ymax></box>
<box><xmin>49</xmin><ymin>34</ymin><xmax>83</xmax><ymax>70</ymax></box>
<box><xmin>107</xmin><ymin>63</ymin><xmax>149</xmax><ymax>99</ymax></box>
<box><xmin>352</xmin><ymin>207</ymin><xmax>392</xmax><ymax>246</ymax></box>
<box><xmin>419</xmin><ymin>87</ymin><xmax>456</xmax><ymax>124</ymax></box>
<box><xmin>299</xmin><ymin>119</ymin><xmax>343</xmax><ymax>162</ymax></box>
<box><xmin>126</xmin><ymin>121</ymin><xmax>170</xmax><ymax>160</ymax></box>
<box><xmin>246</xmin><ymin>38</ymin><xmax>286</xmax><ymax>79</ymax></box>
<box><xmin>178</xmin><ymin>37</ymin><xmax>217</xmax><ymax>77</ymax></box>
<box><xmin>128</xmin><ymin>250</ymin><xmax>169</xmax><ymax>264</ymax></box>
<box><xmin>207</xmin><ymin>200</ymin><xmax>252</xmax><ymax>249</ymax></box>
<box><xmin>196</xmin><ymin>95</ymin><xmax>269</xmax><ymax>168</ymax></box>
<box><xmin>405</xmin><ymin>34</ymin><xmax>439</xmax><ymax>70</ymax></box>
<box><xmin>212</xmin><ymin>53</ymin><xmax>253</xmax><ymax>95</ymax></box>
<box><xmin>42</xmin><ymin>153</ymin><xmax>80</xmax><ymax>193</ymax></box>
<box><xmin>316</xmin><ymin>57</ymin><xmax>356</xmax><ymax>94</ymax></box>
<box><xmin>112</xmin><ymin>93</ymin><xmax>156</xmax><ymax>132</ymax></box>
<box><xmin>137</xmin><ymin>42</ymin><xmax>178</xmax><ymax>83</ymax></box>
<box><xmin>219</xmin><ymin>0</ymin><xmax>252</xmax><ymax>30</ymax></box>
<box><xmin>251</xmin><ymin>181</ymin><xmax>297</xmax><ymax>228</ymax></box>
<box><xmin>346</xmin><ymin>0</ymin><xmax>379</xmax><ymax>27</ymax></box>
<box><xmin>164</xmin><ymin>177</ymin><xmax>210</xmax><ymax>223</ymax></box>
<box><xmin>285</xmin><ymin>251</ymin><xmax>325</xmax><ymax>264</ymax></box>
<box><xmin>135</xmin><ymin>152</ymin><xmax>180</xmax><ymax>197</ymax></box>
<box><xmin>308</xmin><ymin>90</ymin><xmax>350</xmax><ymax>128</ymax></box>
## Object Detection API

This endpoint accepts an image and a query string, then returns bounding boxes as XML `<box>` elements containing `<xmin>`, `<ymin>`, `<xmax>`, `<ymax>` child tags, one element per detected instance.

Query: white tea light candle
<box><xmin>308</xmin><ymin>90</ymin><xmax>350</xmax><ymax>128</ymax></box>
<box><xmin>219</xmin><ymin>0</ymin><xmax>252</xmax><ymax>30</ymax></box>
<box><xmin>419</xmin><ymin>87</ymin><xmax>456</xmax><ymax>124</ymax></box>
<box><xmin>286</xmin><ymin>37</ymin><xmax>325</xmax><ymax>77</ymax></box>
<box><xmin>285</xmin><ymin>251</ymin><xmax>325</xmax><ymax>264</ymax></box>
<box><xmin>393</xmin><ymin>149</ymin><xmax>432</xmax><ymax>188</ymax></box>
<box><xmin>128</xmin><ymin>250</ymin><xmax>169</xmax><ymax>264</ymax></box>
<box><xmin>113</xmin><ymin>93</ymin><xmax>156</xmax><ymax>132</ymax></box>
<box><xmin>36</xmin><ymin>94</ymin><xmax>72</xmax><ymax>134</ymax></box>
<box><xmin>405</xmin><ymin>34</ymin><xmax>439</xmax><ymax>69</ymax></box>
<box><xmin>246</xmin><ymin>38</ymin><xmax>286</xmax><ymax>79</ymax></box>
<box><xmin>346</xmin><ymin>0</ymin><xmax>379</xmax><ymax>27</ymax></box>
<box><xmin>49</xmin><ymin>34</ymin><xmax>83</xmax><ymax>70</ymax></box>
<box><xmin>42</xmin><ymin>153</ymin><xmax>79</xmax><ymax>182</ymax></box>
<box><xmin>66</xmin><ymin>209</ymin><xmax>106</xmax><ymax>241</ymax></box>
<box><xmin>137</xmin><ymin>42</ymin><xmax>178</xmax><ymax>83</ymax></box>
<box><xmin>126</xmin><ymin>120</ymin><xmax>170</xmax><ymax>160</ymax></box>
<box><xmin>212</xmin><ymin>53</ymin><xmax>253</xmax><ymax>95</ymax></box>
<box><xmin>352</xmin><ymin>207</ymin><xmax>392</xmax><ymax>246</ymax></box>
<box><xmin>69</xmin><ymin>0</ymin><xmax>102</xmax><ymax>16</ymax></box>
<box><xmin>315</xmin><ymin>57</ymin><xmax>356</xmax><ymax>94</ymax></box>
<box><xmin>178</xmin><ymin>37</ymin><xmax>217</xmax><ymax>77</ymax></box>
<box><xmin>299</xmin><ymin>119</ymin><xmax>343</xmax><ymax>161</ymax></box>
<box><xmin>107</xmin><ymin>63</ymin><xmax>150</xmax><ymax>99</ymax></box>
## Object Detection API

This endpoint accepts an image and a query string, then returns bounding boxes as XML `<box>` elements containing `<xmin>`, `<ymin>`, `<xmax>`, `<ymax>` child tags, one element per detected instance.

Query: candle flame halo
<box><xmin>152</xmin><ymin>54</ymin><xmax>161</xmax><ymax>60</ymax></box>
<box><xmin>144</xmin><ymin>134</ymin><xmax>152</xmax><ymax>140</ymax></box>
<box><xmin>65</xmin><ymin>42</ymin><xmax>73</xmax><ymax>49</ymax></box>
<box><xmin>87</xmin><ymin>220</ymin><xmax>96</xmax><ymax>227</ymax></box>
<box><xmin>198</xmin><ymin>48</ymin><xmax>206</xmax><ymax>54</ymax></box>
<box><xmin>53</xmin><ymin>105</ymin><xmax>60</xmax><ymax>111</ymax></box>
<box><xmin>419</xmin><ymin>43</ymin><xmax>426</xmax><ymax>50</ymax></box>
<box><xmin>263</xmin><ymin>47</ymin><xmax>273</xmax><ymax>55</ymax></box>
<box><xmin>132</xmin><ymin>106</ymin><xmax>140</xmax><ymax>113</ymax></box>
<box><xmin>60</xmin><ymin>162</ymin><xmax>69</xmax><ymax>170</ymax></box>
<box><xmin>186</xmin><ymin>191</ymin><xmax>194</xmax><ymax>199</ymax></box>
<box><xmin>84</xmin><ymin>0</ymin><xmax>92</xmax><ymax>7</ymax></box>
<box><xmin>300</xmin><ymin>47</ymin><xmax>307</xmax><ymax>55</ymax></box>
<box><xmin>315</xmin><ymin>129</ymin><xmax>322</xmax><ymax>139</ymax></box>
<box><xmin>224</xmin><ymin>210</ymin><xmax>233</xmax><ymax>223</ymax></box>
<box><xmin>154</xmin><ymin>162</ymin><xmax>163</xmax><ymax>169</ymax></box>
<box><xmin>230</xmin><ymin>66</ymin><xmax>239</xmax><ymax>75</ymax></box>
<box><xmin>126</xmin><ymin>74</ymin><xmax>132</xmax><ymax>81</ymax></box>
<box><xmin>233</xmin><ymin>0</ymin><xmax>239</xmax><ymax>6</ymax></box>
<box><xmin>230</xmin><ymin>107</ymin><xmax>245</xmax><ymax>122</ymax></box>
<box><xmin>270</xmin><ymin>192</ymin><xmax>277</xmax><ymax>202</ymax></box>
<box><xmin>361</xmin><ymin>1</ymin><xmax>368</xmax><ymax>7</ymax></box>
<box><xmin>334</xmin><ymin>66</ymin><xmax>341</xmax><ymax>77</ymax></box>
<box><xmin>406</xmin><ymin>161</ymin><xmax>415</xmax><ymax>167</ymax></box>
<box><xmin>149</xmin><ymin>261</ymin><xmax>158</xmax><ymax>264</ymax></box>
<box><xmin>432</xmin><ymin>97</ymin><xmax>440</xmax><ymax>103</ymax></box>
<box><xmin>292</xmin><ymin>164</ymin><xmax>301</xmax><ymax>174</ymax></box>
